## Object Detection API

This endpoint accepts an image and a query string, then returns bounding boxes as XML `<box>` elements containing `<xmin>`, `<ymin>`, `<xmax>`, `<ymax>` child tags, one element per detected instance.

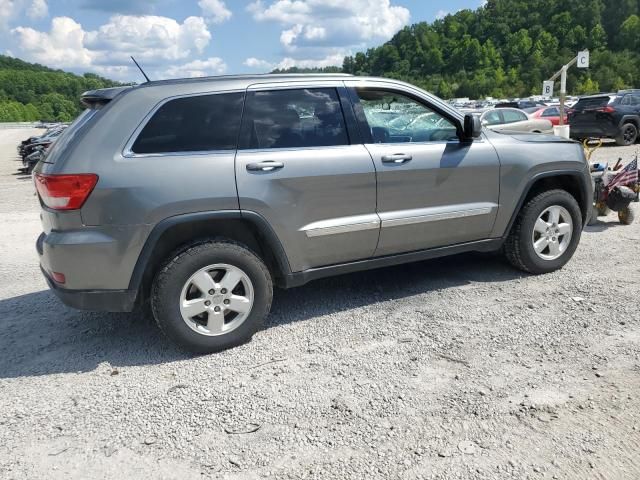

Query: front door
<box><xmin>348</xmin><ymin>84</ymin><xmax>500</xmax><ymax>256</ymax></box>
<box><xmin>235</xmin><ymin>85</ymin><xmax>379</xmax><ymax>272</ymax></box>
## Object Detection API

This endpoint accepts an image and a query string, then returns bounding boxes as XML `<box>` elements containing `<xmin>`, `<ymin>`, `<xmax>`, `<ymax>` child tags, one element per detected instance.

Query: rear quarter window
<box><xmin>131</xmin><ymin>92</ymin><xmax>244</xmax><ymax>154</ymax></box>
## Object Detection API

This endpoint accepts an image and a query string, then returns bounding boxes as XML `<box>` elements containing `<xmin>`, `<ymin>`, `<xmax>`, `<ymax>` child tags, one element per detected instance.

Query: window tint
<box><xmin>355</xmin><ymin>89</ymin><xmax>457</xmax><ymax>143</ymax></box>
<box><xmin>482</xmin><ymin>110</ymin><xmax>503</xmax><ymax>125</ymax></box>
<box><xmin>573</xmin><ymin>96</ymin><xmax>613</xmax><ymax>111</ymax></box>
<box><xmin>542</xmin><ymin>107</ymin><xmax>559</xmax><ymax>117</ymax></box>
<box><xmin>239</xmin><ymin>88</ymin><xmax>348</xmax><ymax>149</ymax></box>
<box><xmin>132</xmin><ymin>92</ymin><xmax>244</xmax><ymax>154</ymax></box>
<box><xmin>626</xmin><ymin>95</ymin><xmax>640</xmax><ymax>106</ymax></box>
<box><xmin>502</xmin><ymin>109</ymin><xmax>527</xmax><ymax>123</ymax></box>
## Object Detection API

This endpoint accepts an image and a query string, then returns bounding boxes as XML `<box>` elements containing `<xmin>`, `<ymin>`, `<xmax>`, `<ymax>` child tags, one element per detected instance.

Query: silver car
<box><xmin>481</xmin><ymin>108</ymin><xmax>553</xmax><ymax>134</ymax></box>
<box><xmin>34</xmin><ymin>74</ymin><xmax>591</xmax><ymax>353</ymax></box>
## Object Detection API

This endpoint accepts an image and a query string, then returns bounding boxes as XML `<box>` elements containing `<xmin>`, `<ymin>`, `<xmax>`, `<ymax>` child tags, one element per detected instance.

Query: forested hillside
<box><xmin>0</xmin><ymin>56</ymin><xmax>121</xmax><ymax>122</ymax></box>
<box><xmin>282</xmin><ymin>0</ymin><xmax>640</xmax><ymax>99</ymax></box>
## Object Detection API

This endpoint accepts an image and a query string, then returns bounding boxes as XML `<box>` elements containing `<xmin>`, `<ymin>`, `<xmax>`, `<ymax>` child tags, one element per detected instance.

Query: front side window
<box><xmin>355</xmin><ymin>89</ymin><xmax>457</xmax><ymax>143</ymax></box>
<box><xmin>239</xmin><ymin>88</ymin><xmax>348</xmax><ymax>149</ymax></box>
<box><xmin>543</xmin><ymin>107</ymin><xmax>559</xmax><ymax>117</ymax></box>
<box><xmin>132</xmin><ymin>92</ymin><xmax>244</xmax><ymax>154</ymax></box>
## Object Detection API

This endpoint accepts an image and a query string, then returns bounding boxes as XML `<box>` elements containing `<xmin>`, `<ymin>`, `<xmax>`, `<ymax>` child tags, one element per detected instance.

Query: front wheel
<box><xmin>151</xmin><ymin>241</ymin><xmax>273</xmax><ymax>354</ymax></box>
<box><xmin>504</xmin><ymin>190</ymin><xmax>583</xmax><ymax>274</ymax></box>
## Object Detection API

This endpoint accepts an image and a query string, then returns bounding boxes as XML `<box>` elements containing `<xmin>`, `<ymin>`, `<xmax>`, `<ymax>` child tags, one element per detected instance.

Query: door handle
<box><xmin>246</xmin><ymin>161</ymin><xmax>284</xmax><ymax>172</ymax></box>
<box><xmin>381</xmin><ymin>153</ymin><xmax>412</xmax><ymax>164</ymax></box>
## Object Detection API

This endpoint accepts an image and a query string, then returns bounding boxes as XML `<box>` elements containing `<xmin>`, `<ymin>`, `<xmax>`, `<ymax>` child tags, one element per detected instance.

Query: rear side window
<box><xmin>502</xmin><ymin>110</ymin><xmax>527</xmax><ymax>123</ymax></box>
<box><xmin>132</xmin><ymin>92</ymin><xmax>244</xmax><ymax>154</ymax></box>
<box><xmin>621</xmin><ymin>95</ymin><xmax>640</xmax><ymax>106</ymax></box>
<box><xmin>482</xmin><ymin>110</ymin><xmax>502</xmax><ymax>125</ymax></box>
<box><xmin>239</xmin><ymin>88</ymin><xmax>349</xmax><ymax>149</ymax></box>
<box><xmin>542</xmin><ymin>107</ymin><xmax>559</xmax><ymax>117</ymax></box>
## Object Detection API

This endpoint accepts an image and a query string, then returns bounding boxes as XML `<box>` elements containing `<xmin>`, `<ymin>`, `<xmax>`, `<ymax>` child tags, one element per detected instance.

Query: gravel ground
<box><xmin>0</xmin><ymin>128</ymin><xmax>639</xmax><ymax>480</ymax></box>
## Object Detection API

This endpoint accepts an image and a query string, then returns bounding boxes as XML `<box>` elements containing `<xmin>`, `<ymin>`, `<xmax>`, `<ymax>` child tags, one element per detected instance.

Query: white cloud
<box><xmin>164</xmin><ymin>56</ymin><xmax>227</xmax><ymax>78</ymax></box>
<box><xmin>0</xmin><ymin>0</ymin><xmax>48</xmax><ymax>27</ymax></box>
<box><xmin>12</xmin><ymin>17</ymin><xmax>92</xmax><ymax>68</ymax></box>
<box><xmin>11</xmin><ymin>14</ymin><xmax>213</xmax><ymax>77</ymax></box>
<box><xmin>248</xmin><ymin>0</ymin><xmax>409</xmax><ymax>48</ymax></box>
<box><xmin>245</xmin><ymin>50</ymin><xmax>347</xmax><ymax>72</ymax></box>
<box><xmin>275</xmin><ymin>51</ymin><xmax>346</xmax><ymax>69</ymax></box>
<box><xmin>244</xmin><ymin>57</ymin><xmax>275</xmax><ymax>70</ymax></box>
<box><xmin>198</xmin><ymin>0</ymin><xmax>231</xmax><ymax>24</ymax></box>
<box><xmin>435</xmin><ymin>9</ymin><xmax>448</xmax><ymax>20</ymax></box>
<box><xmin>246</xmin><ymin>0</ymin><xmax>409</xmax><ymax>69</ymax></box>
<box><xmin>27</xmin><ymin>0</ymin><xmax>47</xmax><ymax>19</ymax></box>
<box><xmin>84</xmin><ymin>15</ymin><xmax>211</xmax><ymax>64</ymax></box>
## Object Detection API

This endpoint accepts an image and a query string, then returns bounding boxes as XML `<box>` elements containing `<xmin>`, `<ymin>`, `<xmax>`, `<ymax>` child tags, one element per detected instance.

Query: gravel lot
<box><xmin>0</xmin><ymin>127</ymin><xmax>639</xmax><ymax>480</ymax></box>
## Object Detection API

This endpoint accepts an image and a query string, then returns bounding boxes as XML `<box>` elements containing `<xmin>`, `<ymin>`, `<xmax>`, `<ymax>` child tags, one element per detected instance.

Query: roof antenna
<box><xmin>131</xmin><ymin>56</ymin><xmax>151</xmax><ymax>83</ymax></box>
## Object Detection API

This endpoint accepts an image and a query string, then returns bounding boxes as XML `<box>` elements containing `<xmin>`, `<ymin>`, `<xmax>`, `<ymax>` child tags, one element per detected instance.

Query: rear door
<box><xmin>235</xmin><ymin>84</ymin><xmax>379</xmax><ymax>272</ymax></box>
<box><xmin>347</xmin><ymin>82</ymin><xmax>500</xmax><ymax>256</ymax></box>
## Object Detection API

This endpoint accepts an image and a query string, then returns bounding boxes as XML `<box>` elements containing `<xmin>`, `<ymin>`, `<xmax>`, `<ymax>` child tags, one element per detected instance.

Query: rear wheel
<box><xmin>151</xmin><ymin>241</ymin><xmax>273</xmax><ymax>354</ymax></box>
<box><xmin>616</xmin><ymin>123</ymin><xmax>638</xmax><ymax>146</ymax></box>
<box><xmin>504</xmin><ymin>189</ymin><xmax>582</xmax><ymax>274</ymax></box>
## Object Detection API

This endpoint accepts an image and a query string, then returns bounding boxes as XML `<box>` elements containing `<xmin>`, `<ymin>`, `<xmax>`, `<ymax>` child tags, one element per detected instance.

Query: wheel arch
<box><xmin>129</xmin><ymin>210</ymin><xmax>292</xmax><ymax>305</ymax></box>
<box><xmin>504</xmin><ymin>170</ymin><xmax>592</xmax><ymax>237</ymax></box>
<box><xmin>619</xmin><ymin>115</ymin><xmax>640</xmax><ymax>129</ymax></box>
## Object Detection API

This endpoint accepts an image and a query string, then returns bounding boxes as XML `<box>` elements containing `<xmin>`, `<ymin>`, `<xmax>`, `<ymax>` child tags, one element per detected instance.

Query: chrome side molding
<box><xmin>301</xmin><ymin>203</ymin><xmax>497</xmax><ymax>237</ymax></box>
<box><xmin>301</xmin><ymin>214</ymin><xmax>381</xmax><ymax>238</ymax></box>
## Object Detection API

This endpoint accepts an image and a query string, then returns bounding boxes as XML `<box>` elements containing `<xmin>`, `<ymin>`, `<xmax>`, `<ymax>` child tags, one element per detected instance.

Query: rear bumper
<box><xmin>36</xmin><ymin>228</ymin><xmax>143</xmax><ymax>312</ymax></box>
<box><xmin>41</xmin><ymin>265</ymin><xmax>137</xmax><ymax>312</ymax></box>
<box><xmin>569</xmin><ymin>123</ymin><xmax>619</xmax><ymax>139</ymax></box>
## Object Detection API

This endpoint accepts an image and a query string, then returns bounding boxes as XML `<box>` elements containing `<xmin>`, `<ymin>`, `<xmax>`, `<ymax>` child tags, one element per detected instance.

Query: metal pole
<box><xmin>559</xmin><ymin>65</ymin><xmax>567</xmax><ymax>127</ymax></box>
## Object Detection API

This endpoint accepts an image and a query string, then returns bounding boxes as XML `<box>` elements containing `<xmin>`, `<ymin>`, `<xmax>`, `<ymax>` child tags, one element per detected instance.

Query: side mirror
<box><xmin>463</xmin><ymin>113</ymin><xmax>482</xmax><ymax>139</ymax></box>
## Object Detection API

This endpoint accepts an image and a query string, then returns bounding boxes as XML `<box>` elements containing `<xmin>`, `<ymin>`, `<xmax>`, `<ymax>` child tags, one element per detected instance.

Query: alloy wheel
<box><xmin>531</xmin><ymin>205</ymin><xmax>573</xmax><ymax>261</ymax></box>
<box><xmin>179</xmin><ymin>263</ymin><xmax>254</xmax><ymax>336</ymax></box>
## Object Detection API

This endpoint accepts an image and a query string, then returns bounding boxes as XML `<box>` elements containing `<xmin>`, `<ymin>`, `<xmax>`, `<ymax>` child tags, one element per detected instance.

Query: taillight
<box><xmin>34</xmin><ymin>173</ymin><xmax>98</xmax><ymax>210</ymax></box>
<box><xmin>596</xmin><ymin>106</ymin><xmax>615</xmax><ymax>113</ymax></box>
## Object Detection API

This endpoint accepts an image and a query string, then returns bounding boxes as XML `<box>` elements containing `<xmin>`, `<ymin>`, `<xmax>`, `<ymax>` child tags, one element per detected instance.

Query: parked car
<box><xmin>34</xmin><ymin>75</ymin><xmax>592</xmax><ymax>353</ymax></box>
<box><xmin>480</xmin><ymin>108</ymin><xmax>553</xmax><ymax>133</ymax></box>
<box><xmin>529</xmin><ymin>105</ymin><xmax>568</xmax><ymax>126</ymax></box>
<box><xmin>568</xmin><ymin>90</ymin><xmax>640</xmax><ymax>145</ymax></box>
<box><xmin>495</xmin><ymin>100</ymin><xmax>547</xmax><ymax>109</ymax></box>
<box><xmin>19</xmin><ymin>125</ymin><xmax>66</xmax><ymax>159</ymax></box>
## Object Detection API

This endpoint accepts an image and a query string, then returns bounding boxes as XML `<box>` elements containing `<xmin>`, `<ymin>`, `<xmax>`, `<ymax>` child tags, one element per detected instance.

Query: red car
<box><xmin>528</xmin><ymin>106</ymin><xmax>568</xmax><ymax>126</ymax></box>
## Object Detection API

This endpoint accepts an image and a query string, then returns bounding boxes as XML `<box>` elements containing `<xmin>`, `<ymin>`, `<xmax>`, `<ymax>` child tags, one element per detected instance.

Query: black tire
<box><xmin>615</xmin><ymin>123</ymin><xmax>638</xmax><ymax>146</ymax></box>
<box><xmin>151</xmin><ymin>240</ymin><xmax>273</xmax><ymax>354</ymax></box>
<box><xmin>587</xmin><ymin>204</ymin><xmax>599</xmax><ymax>226</ymax></box>
<box><xmin>504</xmin><ymin>189</ymin><xmax>583</xmax><ymax>274</ymax></box>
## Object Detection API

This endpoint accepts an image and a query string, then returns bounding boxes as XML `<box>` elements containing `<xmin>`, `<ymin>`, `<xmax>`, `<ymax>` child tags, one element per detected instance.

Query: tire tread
<box><xmin>151</xmin><ymin>239</ymin><xmax>273</xmax><ymax>353</ymax></box>
<box><xmin>504</xmin><ymin>189</ymin><xmax>579</xmax><ymax>274</ymax></box>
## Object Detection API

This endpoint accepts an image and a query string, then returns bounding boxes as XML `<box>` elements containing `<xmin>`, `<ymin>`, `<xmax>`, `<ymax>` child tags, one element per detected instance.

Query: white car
<box><xmin>480</xmin><ymin>108</ymin><xmax>553</xmax><ymax>134</ymax></box>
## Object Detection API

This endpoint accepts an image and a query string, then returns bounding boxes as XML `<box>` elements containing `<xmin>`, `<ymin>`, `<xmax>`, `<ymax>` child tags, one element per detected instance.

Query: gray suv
<box><xmin>34</xmin><ymin>75</ymin><xmax>592</xmax><ymax>353</ymax></box>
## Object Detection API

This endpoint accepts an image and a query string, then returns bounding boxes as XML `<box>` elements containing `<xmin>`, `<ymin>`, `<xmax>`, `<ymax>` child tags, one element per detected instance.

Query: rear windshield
<box><xmin>572</xmin><ymin>96</ymin><xmax>614</xmax><ymax>111</ymax></box>
<box><xmin>41</xmin><ymin>109</ymin><xmax>98</xmax><ymax>163</ymax></box>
